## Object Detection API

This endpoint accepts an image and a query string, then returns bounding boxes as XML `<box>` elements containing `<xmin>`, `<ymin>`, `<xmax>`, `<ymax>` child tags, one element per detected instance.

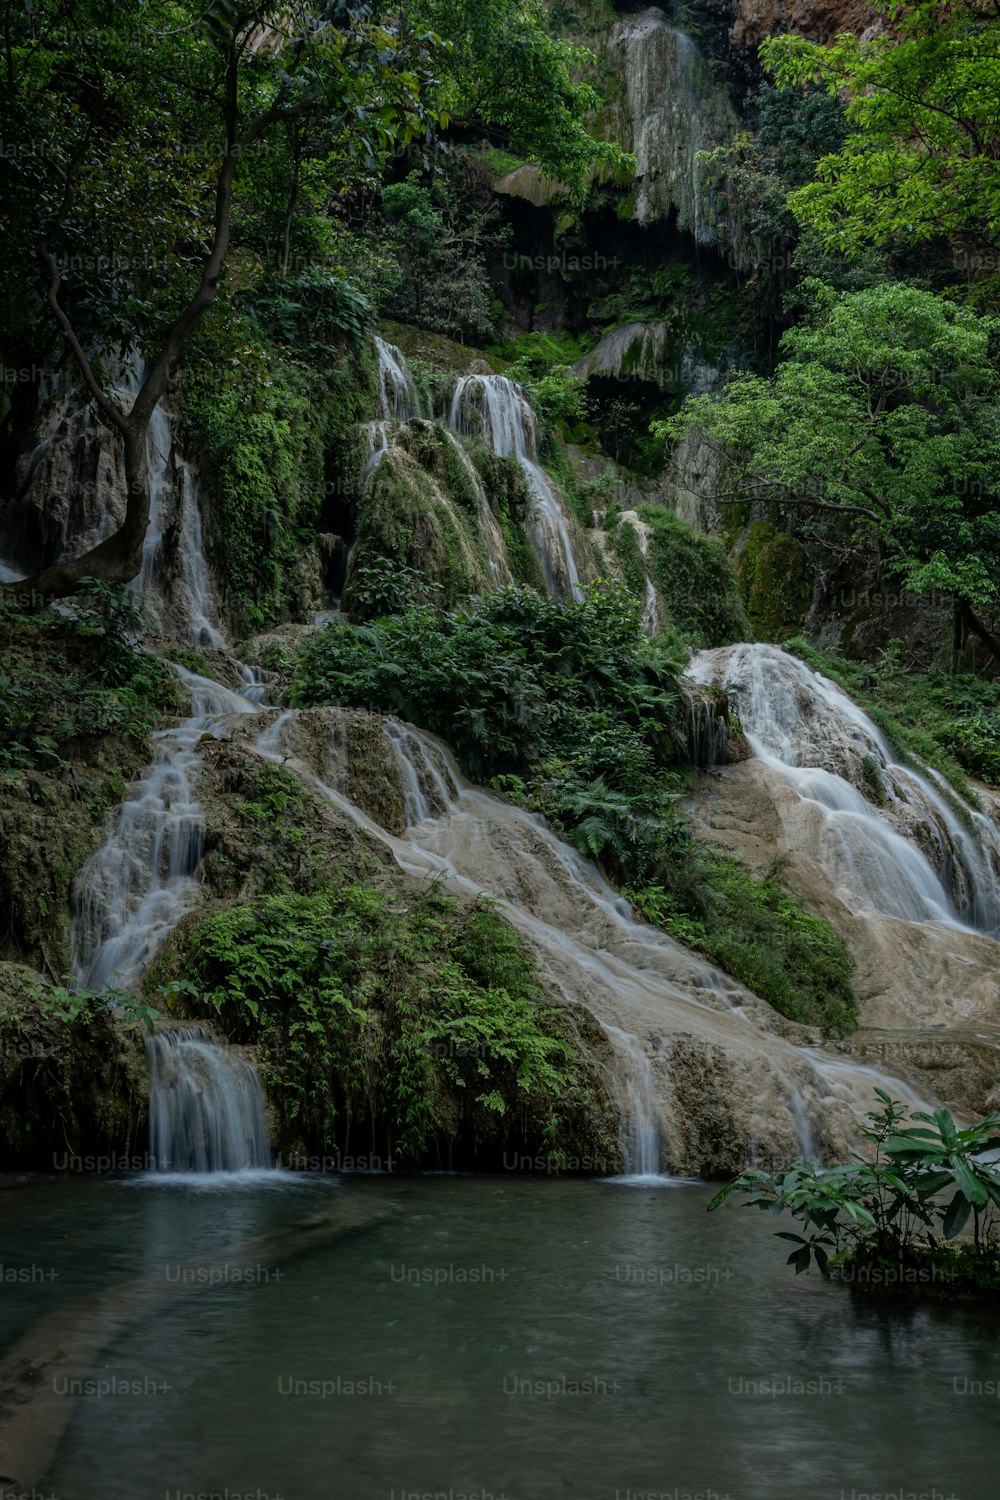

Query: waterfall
<box><xmin>608</xmin><ymin>11</ymin><xmax>737</xmax><ymax>242</ymax></box>
<box><xmin>689</xmin><ymin>643</ymin><xmax>1000</xmax><ymax>933</ymax></box>
<box><xmin>71</xmin><ymin>668</ymin><xmax>258</xmax><ymax>992</ymax></box>
<box><xmin>146</xmin><ymin>1028</ymin><xmax>271</xmax><ymax>1174</ymax></box>
<box><xmin>375</xmin><ymin>337</ymin><xmax>420</xmax><ymax>421</ymax></box>
<box><xmin>253</xmin><ymin>706</ymin><xmax>940</xmax><ymax>1174</ymax></box>
<box><xmin>448</xmin><ymin>374</ymin><xmax>583</xmax><ymax>600</ymax></box>
<box><xmin>601</xmin><ymin>1025</ymin><xmax>661</xmax><ymax>1179</ymax></box>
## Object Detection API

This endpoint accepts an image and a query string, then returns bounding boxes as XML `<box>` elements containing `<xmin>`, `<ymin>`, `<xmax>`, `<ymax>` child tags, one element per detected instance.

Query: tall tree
<box><xmin>660</xmin><ymin>282</ymin><xmax>1000</xmax><ymax>657</ymax></box>
<box><xmin>762</xmin><ymin>1</ymin><xmax>1000</xmax><ymax>268</ymax></box>
<box><xmin>1</xmin><ymin>0</ymin><xmax>439</xmax><ymax>597</ymax></box>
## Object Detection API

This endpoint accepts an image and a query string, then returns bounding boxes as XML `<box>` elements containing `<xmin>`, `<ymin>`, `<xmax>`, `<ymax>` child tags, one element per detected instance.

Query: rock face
<box><xmin>605</xmin><ymin>8</ymin><xmax>739</xmax><ymax>240</ymax></box>
<box><xmin>687</xmin><ymin>644</ymin><xmax>1000</xmax><ymax>1115</ymax></box>
<box><xmin>730</xmin><ymin>0</ymin><xmax>877</xmax><ymax>64</ymax></box>
<box><xmin>0</xmin><ymin>360</ymin><xmax>229</xmax><ymax>643</ymax></box>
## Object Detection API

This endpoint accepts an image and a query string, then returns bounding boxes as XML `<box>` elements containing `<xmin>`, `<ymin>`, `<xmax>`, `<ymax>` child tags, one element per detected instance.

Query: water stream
<box><xmin>448</xmin><ymin>373</ymin><xmax>584</xmax><ymax>599</ymax></box>
<box><xmin>4</xmin><ymin>1174</ymin><xmax>998</xmax><ymax>1500</ymax></box>
<box><xmin>146</xmin><ymin>1027</ymin><xmax>272</xmax><ymax>1174</ymax></box>
<box><xmin>689</xmin><ymin>643</ymin><xmax>1000</xmax><ymax>933</ymax></box>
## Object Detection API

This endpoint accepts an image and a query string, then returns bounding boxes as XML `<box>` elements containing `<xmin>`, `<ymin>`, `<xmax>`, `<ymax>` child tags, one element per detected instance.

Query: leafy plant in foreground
<box><xmin>710</xmin><ymin>1090</ymin><xmax>1000</xmax><ymax>1294</ymax></box>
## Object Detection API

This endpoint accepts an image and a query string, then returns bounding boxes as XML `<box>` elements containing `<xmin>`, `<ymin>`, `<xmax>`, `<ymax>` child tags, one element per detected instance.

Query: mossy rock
<box><xmin>735</xmin><ymin>521</ymin><xmax>812</xmax><ymax>639</ymax></box>
<box><xmin>378</xmin><ymin>320</ymin><xmax>500</xmax><ymax>377</ymax></box>
<box><xmin>0</xmin><ymin>964</ymin><xmax>149</xmax><ymax>1169</ymax></box>
<box><xmin>345</xmin><ymin>424</ymin><xmax>494</xmax><ymax>611</ymax></box>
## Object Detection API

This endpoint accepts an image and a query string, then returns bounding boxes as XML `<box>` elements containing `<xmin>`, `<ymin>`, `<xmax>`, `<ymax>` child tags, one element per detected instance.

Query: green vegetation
<box><xmin>183</xmin><ymin>346</ymin><xmax>371</xmax><ymax>634</ymax></box>
<box><xmin>786</xmin><ymin>637</ymin><xmax>999</xmax><ymax>796</ymax></box>
<box><xmin>176</xmin><ymin>881</ymin><xmax>619</xmax><ymax>1168</ymax></box>
<box><xmin>638</xmin><ymin>507</ymin><xmax>749</xmax><ymax>648</ymax></box>
<box><xmin>380</xmin><ymin>167</ymin><xmax>506</xmax><ymax>345</ymax></box>
<box><xmin>663</xmin><ymin>283</ymin><xmax>1000</xmax><ymax>658</ymax></box>
<box><xmin>293</xmin><ymin>578</ymin><xmax>857</xmax><ymax>1033</ymax></box>
<box><xmin>711</xmin><ymin>1092</ymin><xmax>1000</xmax><ymax>1300</ymax></box>
<box><xmin>764</xmin><ymin>2</ymin><xmax>1000</xmax><ymax>274</ymax></box>
<box><xmin>0</xmin><ymin>964</ymin><xmax>148</xmax><ymax>1170</ymax></box>
<box><xmin>735</xmin><ymin>521</ymin><xmax>811</xmax><ymax>638</ymax></box>
<box><xmin>407</xmin><ymin>0</ymin><xmax>631</xmax><ymax>198</ymax></box>
<box><xmin>0</xmin><ymin>584</ymin><xmax>176</xmax><ymax>776</ymax></box>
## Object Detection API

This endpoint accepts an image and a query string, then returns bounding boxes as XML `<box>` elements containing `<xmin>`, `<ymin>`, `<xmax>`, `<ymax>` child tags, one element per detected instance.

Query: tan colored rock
<box><xmin>731</xmin><ymin>0</ymin><xmax>877</xmax><ymax>59</ymax></box>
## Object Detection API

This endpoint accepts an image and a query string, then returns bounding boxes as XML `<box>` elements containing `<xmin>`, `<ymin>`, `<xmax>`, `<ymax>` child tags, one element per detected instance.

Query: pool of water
<box><xmin>1</xmin><ymin>1172</ymin><xmax>994</xmax><ymax>1499</ymax></box>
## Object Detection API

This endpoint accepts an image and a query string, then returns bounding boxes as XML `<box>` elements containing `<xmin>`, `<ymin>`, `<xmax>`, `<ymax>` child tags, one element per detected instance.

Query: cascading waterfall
<box><xmin>602</xmin><ymin>1025</ymin><xmax>661</xmax><ymax>1179</ymax></box>
<box><xmin>689</xmin><ymin>643</ymin><xmax>1000</xmax><ymax>933</ymax></box>
<box><xmin>71</xmin><ymin>669</ymin><xmax>258</xmax><ymax>993</ymax></box>
<box><xmin>448</xmin><ymin>374</ymin><xmax>583</xmax><ymax>599</ymax></box>
<box><xmin>146</xmin><ymin>1027</ymin><xmax>271</xmax><ymax>1173</ymax></box>
<box><xmin>375</xmin><ymin>337</ymin><xmax>420</xmax><ymax>421</ymax></box>
<box><xmin>252</xmin><ymin>705</ymin><xmax>940</xmax><ymax>1175</ymax></box>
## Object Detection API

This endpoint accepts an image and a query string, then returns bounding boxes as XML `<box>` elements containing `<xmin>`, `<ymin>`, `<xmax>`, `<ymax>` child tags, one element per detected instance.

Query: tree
<box><xmin>408</xmin><ymin>0</ymin><xmax>631</xmax><ymax>196</ymax></box>
<box><xmin>660</xmin><ymin>281</ymin><xmax>1000</xmax><ymax>658</ymax></box>
<box><xmin>762</xmin><ymin>1</ymin><xmax>1000</xmax><ymax>270</ymax></box>
<box><xmin>1</xmin><ymin>0</ymin><xmax>440</xmax><ymax>598</ymax></box>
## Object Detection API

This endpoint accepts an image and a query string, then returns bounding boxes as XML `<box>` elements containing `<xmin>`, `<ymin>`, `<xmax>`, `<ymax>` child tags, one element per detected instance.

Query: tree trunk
<box><xmin>960</xmin><ymin>599</ymin><xmax>1000</xmax><ymax>667</ymax></box>
<box><xmin>11</xmin><ymin>424</ymin><xmax>150</xmax><ymax>598</ymax></box>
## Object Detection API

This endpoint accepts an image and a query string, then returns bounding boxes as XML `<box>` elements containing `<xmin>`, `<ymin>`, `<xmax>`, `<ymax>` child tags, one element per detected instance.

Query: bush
<box><xmin>711</xmin><ymin>1092</ymin><xmax>1000</xmax><ymax>1299</ymax></box>
<box><xmin>177</xmin><ymin>882</ymin><xmax>617</xmax><ymax>1168</ymax></box>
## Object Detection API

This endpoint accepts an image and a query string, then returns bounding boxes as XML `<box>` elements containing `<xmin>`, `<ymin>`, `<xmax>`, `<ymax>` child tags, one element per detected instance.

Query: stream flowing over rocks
<box><xmin>6</xmin><ymin>332</ymin><xmax>1000</xmax><ymax>1175</ymax></box>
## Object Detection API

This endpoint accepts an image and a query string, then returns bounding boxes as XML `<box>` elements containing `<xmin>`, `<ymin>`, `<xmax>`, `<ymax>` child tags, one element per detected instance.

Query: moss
<box><xmin>0</xmin><ymin>964</ymin><xmax>149</xmax><ymax>1169</ymax></box>
<box><xmin>345</xmin><ymin>424</ymin><xmax>494</xmax><ymax>613</ymax></box>
<box><xmin>611</xmin><ymin>518</ymin><xmax>649</xmax><ymax>601</ymax></box>
<box><xmin>637</xmin><ymin>506</ymin><xmax>749</xmax><ymax>647</ymax></box>
<box><xmin>182</xmin><ymin>345</ymin><xmax>374</xmax><ymax>635</ymax></box>
<box><xmin>378</xmin><ymin>320</ymin><xmax>501</xmax><ymax>376</ymax></box>
<box><xmin>172</xmin><ymin>880</ymin><xmax>621</xmax><ymax>1171</ymax></box>
<box><xmin>736</xmin><ymin>521</ymin><xmax>812</xmax><ymax>638</ymax></box>
<box><xmin>0</xmin><ymin>608</ymin><xmax>171</xmax><ymax>973</ymax></box>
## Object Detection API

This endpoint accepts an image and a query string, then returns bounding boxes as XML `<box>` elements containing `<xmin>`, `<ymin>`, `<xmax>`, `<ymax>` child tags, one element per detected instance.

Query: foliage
<box><xmin>409</xmin><ymin>0</ymin><xmax>633</xmax><ymax>198</ymax></box>
<box><xmin>182</xmin><ymin>340</ymin><xmax>370</xmax><ymax>632</ymax></box>
<box><xmin>0</xmin><ymin>596</ymin><xmax>176</xmax><ymax>774</ymax></box>
<box><xmin>177</xmin><ymin>881</ymin><xmax>615</xmax><ymax>1166</ymax></box>
<box><xmin>32</xmin><ymin>978</ymin><xmax>162</xmax><ymax>1035</ymax></box>
<box><xmin>0</xmin><ymin>0</ymin><xmax>444</xmax><ymax>418</ymax></box>
<box><xmin>763</xmin><ymin>2</ymin><xmax>1000</xmax><ymax>273</ymax></box>
<box><xmin>710</xmin><ymin>1091</ymin><xmax>1000</xmax><ymax>1296</ymax></box>
<box><xmin>637</xmin><ymin>507</ymin><xmax>749</xmax><ymax>648</ymax></box>
<box><xmin>293</xmin><ymin>580</ymin><xmax>856</xmax><ymax>1031</ymax></box>
<box><xmin>379</xmin><ymin>164</ymin><xmax>507</xmax><ymax>344</ymax></box>
<box><xmin>661</xmin><ymin>283</ymin><xmax>1000</xmax><ymax>635</ymax></box>
<box><xmin>626</xmin><ymin>849</ymin><xmax>857</xmax><ymax>1035</ymax></box>
<box><xmin>293</xmin><ymin>578</ymin><xmax>679</xmax><ymax>779</ymax></box>
<box><xmin>700</xmin><ymin>83</ymin><xmax>852</xmax><ymax>327</ymax></box>
<box><xmin>0</xmin><ymin>965</ymin><xmax>149</xmax><ymax>1170</ymax></box>
<box><xmin>246</xmin><ymin>269</ymin><xmax>372</xmax><ymax>359</ymax></box>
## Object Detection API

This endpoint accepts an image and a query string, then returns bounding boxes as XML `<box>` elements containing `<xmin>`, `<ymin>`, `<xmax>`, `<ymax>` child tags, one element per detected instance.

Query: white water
<box><xmin>146</xmin><ymin>1027</ymin><xmax>271</xmax><ymax>1173</ymax></box>
<box><xmin>375</xmin><ymin>337</ymin><xmax>420</xmax><ymax>421</ymax></box>
<box><xmin>251</xmin><ymin>706</ymin><xmax>941</xmax><ymax>1171</ymax></box>
<box><xmin>689</xmin><ymin>643</ymin><xmax>1000</xmax><ymax>934</ymax></box>
<box><xmin>602</xmin><ymin>1025</ymin><xmax>662</xmax><ymax>1180</ymax></box>
<box><xmin>71</xmin><ymin>668</ymin><xmax>258</xmax><ymax>992</ymax></box>
<box><xmin>448</xmin><ymin>374</ymin><xmax>583</xmax><ymax>600</ymax></box>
